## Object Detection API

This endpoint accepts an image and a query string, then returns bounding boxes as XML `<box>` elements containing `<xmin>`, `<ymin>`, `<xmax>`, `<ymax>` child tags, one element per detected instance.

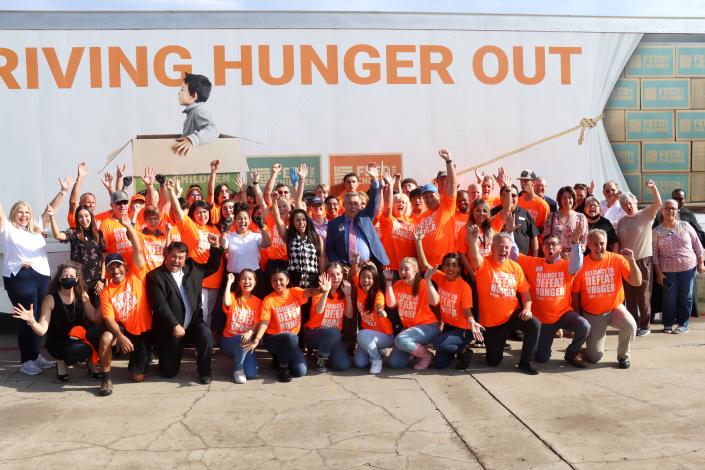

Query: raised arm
<box><xmin>466</xmin><ymin>225</ymin><xmax>484</xmax><ymax>270</ymax></box>
<box><xmin>142</xmin><ymin>166</ymin><xmax>159</xmax><ymax>208</ymax></box>
<box><xmin>383</xmin><ymin>269</ymin><xmax>397</xmax><ymax>308</ymax></box>
<box><xmin>120</xmin><ymin>214</ymin><xmax>145</xmax><ymax>270</ymax></box>
<box><xmin>567</xmin><ymin>219</ymin><xmax>584</xmax><ymax>275</ymax></box>
<box><xmin>68</xmin><ymin>162</ymin><xmax>88</xmax><ymax>216</ymax></box>
<box><xmin>115</xmin><ymin>164</ymin><xmax>126</xmax><ymax>192</ymax></box>
<box><xmin>424</xmin><ymin>267</ymin><xmax>440</xmax><ymax>306</ymax></box>
<box><xmin>621</xmin><ymin>248</ymin><xmax>642</xmax><ymax>287</ymax></box>
<box><xmin>165</xmin><ymin>180</ymin><xmax>185</xmax><ymax>222</ymax></box>
<box><xmin>206</xmin><ymin>159</ymin><xmax>219</xmax><ymax>206</ymax></box>
<box><xmin>269</xmin><ymin>193</ymin><xmax>288</xmax><ymax>239</ymax></box>
<box><xmin>414</xmin><ymin>227</ymin><xmax>433</xmax><ymax>271</ymax></box>
<box><xmin>382</xmin><ymin>172</ymin><xmax>394</xmax><ymax>217</ymax></box>
<box><xmin>263</xmin><ymin>163</ymin><xmax>282</xmax><ymax>207</ymax></box>
<box><xmin>293</xmin><ymin>163</ymin><xmax>308</xmax><ymax>210</ymax></box>
<box><xmin>223</xmin><ymin>273</ymin><xmax>235</xmax><ymax>308</ymax></box>
<box><xmin>45</xmin><ymin>205</ymin><xmax>68</xmax><ymax>241</ymax></box>
<box><xmin>362</xmin><ymin>163</ymin><xmax>381</xmax><ymax>218</ymax></box>
<box><xmin>644</xmin><ymin>179</ymin><xmax>662</xmax><ymax>219</ymax></box>
<box><xmin>439</xmin><ymin>149</ymin><xmax>456</xmax><ymax>199</ymax></box>
<box><xmin>315</xmin><ymin>273</ymin><xmax>332</xmax><ymax>314</ymax></box>
<box><xmin>100</xmin><ymin>171</ymin><xmax>115</xmax><ymax>198</ymax></box>
<box><xmin>47</xmin><ymin>176</ymin><xmax>73</xmax><ymax>215</ymax></box>
<box><xmin>341</xmin><ymin>280</ymin><xmax>354</xmax><ymax>319</ymax></box>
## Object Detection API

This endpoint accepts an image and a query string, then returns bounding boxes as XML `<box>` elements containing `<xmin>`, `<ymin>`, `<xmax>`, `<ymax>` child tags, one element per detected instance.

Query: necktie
<box><xmin>348</xmin><ymin>218</ymin><xmax>357</xmax><ymax>258</ymax></box>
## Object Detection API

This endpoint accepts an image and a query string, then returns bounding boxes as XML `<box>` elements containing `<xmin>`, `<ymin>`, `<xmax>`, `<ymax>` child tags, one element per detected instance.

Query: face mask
<box><xmin>59</xmin><ymin>278</ymin><xmax>78</xmax><ymax>289</ymax></box>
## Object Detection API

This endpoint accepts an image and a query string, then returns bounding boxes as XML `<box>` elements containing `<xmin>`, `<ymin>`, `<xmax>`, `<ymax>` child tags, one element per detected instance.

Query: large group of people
<box><xmin>2</xmin><ymin>147</ymin><xmax>704</xmax><ymax>396</ymax></box>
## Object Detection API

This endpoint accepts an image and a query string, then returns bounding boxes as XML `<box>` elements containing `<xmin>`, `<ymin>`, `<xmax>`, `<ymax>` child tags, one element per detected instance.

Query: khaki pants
<box><xmin>582</xmin><ymin>304</ymin><xmax>636</xmax><ymax>363</ymax></box>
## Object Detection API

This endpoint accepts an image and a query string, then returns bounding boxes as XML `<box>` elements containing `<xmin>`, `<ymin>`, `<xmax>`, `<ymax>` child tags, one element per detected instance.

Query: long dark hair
<box><xmin>358</xmin><ymin>263</ymin><xmax>381</xmax><ymax>314</ymax></box>
<box><xmin>286</xmin><ymin>209</ymin><xmax>321</xmax><ymax>257</ymax></box>
<box><xmin>214</xmin><ymin>183</ymin><xmax>231</xmax><ymax>205</ymax></box>
<box><xmin>469</xmin><ymin>199</ymin><xmax>492</xmax><ymax>238</ymax></box>
<box><xmin>74</xmin><ymin>205</ymin><xmax>102</xmax><ymax>243</ymax></box>
<box><xmin>48</xmin><ymin>261</ymin><xmax>88</xmax><ymax>300</ymax></box>
<box><xmin>234</xmin><ymin>269</ymin><xmax>257</xmax><ymax>297</ymax></box>
<box><xmin>188</xmin><ymin>200</ymin><xmax>211</xmax><ymax>223</ymax></box>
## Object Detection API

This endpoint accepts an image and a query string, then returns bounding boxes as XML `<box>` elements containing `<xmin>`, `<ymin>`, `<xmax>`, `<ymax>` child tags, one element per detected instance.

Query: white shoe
<box><xmin>233</xmin><ymin>369</ymin><xmax>247</xmax><ymax>384</ymax></box>
<box><xmin>34</xmin><ymin>354</ymin><xmax>55</xmax><ymax>369</ymax></box>
<box><xmin>20</xmin><ymin>360</ymin><xmax>42</xmax><ymax>375</ymax></box>
<box><xmin>369</xmin><ymin>359</ymin><xmax>383</xmax><ymax>374</ymax></box>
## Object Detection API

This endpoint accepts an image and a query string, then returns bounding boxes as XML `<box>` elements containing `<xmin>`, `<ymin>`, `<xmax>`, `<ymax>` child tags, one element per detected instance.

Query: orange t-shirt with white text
<box><xmin>418</xmin><ymin>193</ymin><xmax>456</xmax><ymax>267</ymax></box>
<box><xmin>453</xmin><ymin>212</ymin><xmax>469</xmax><ymax>239</ymax></box>
<box><xmin>100</xmin><ymin>217</ymin><xmax>134</xmax><ymax>268</ymax></box>
<box><xmin>261</xmin><ymin>287</ymin><xmax>307</xmax><ymax>335</ymax></box>
<box><xmin>100</xmin><ymin>265</ymin><xmax>152</xmax><ymax>335</ymax></box>
<box><xmin>307</xmin><ymin>293</ymin><xmax>347</xmax><ymax>330</ymax></box>
<box><xmin>222</xmin><ymin>294</ymin><xmax>262</xmax><ymax>337</ymax></box>
<box><xmin>265</xmin><ymin>213</ymin><xmax>288</xmax><ymax>261</ymax></box>
<box><xmin>139</xmin><ymin>231</ymin><xmax>168</xmax><ymax>271</ymax></box>
<box><xmin>572</xmin><ymin>252</ymin><xmax>631</xmax><ymax>314</ymax></box>
<box><xmin>517</xmin><ymin>255</ymin><xmax>574</xmax><ymax>324</ymax></box>
<box><xmin>432</xmin><ymin>271</ymin><xmax>473</xmax><ymax>329</ymax></box>
<box><xmin>389</xmin><ymin>280</ymin><xmax>438</xmax><ymax>329</ymax></box>
<box><xmin>176</xmin><ymin>215</ymin><xmax>223</xmax><ymax>289</ymax></box>
<box><xmin>356</xmin><ymin>287</ymin><xmax>393</xmax><ymax>335</ymax></box>
<box><xmin>379</xmin><ymin>214</ymin><xmax>416</xmax><ymax>270</ymax></box>
<box><xmin>474</xmin><ymin>256</ymin><xmax>529</xmax><ymax>327</ymax></box>
<box><xmin>517</xmin><ymin>195</ymin><xmax>550</xmax><ymax>229</ymax></box>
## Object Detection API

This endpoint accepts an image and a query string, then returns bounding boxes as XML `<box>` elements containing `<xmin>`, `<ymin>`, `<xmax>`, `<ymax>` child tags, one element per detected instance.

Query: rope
<box><xmin>457</xmin><ymin>114</ymin><xmax>604</xmax><ymax>175</ymax></box>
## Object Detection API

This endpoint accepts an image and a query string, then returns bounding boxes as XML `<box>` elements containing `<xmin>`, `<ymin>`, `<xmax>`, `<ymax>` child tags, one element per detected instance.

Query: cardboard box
<box><xmin>606</xmin><ymin>79</ymin><xmax>640</xmax><ymax>109</ymax></box>
<box><xmin>640</xmin><ymin>79</ymin><xmax>690</xmax><ymax>109</ymax></box>
<box><xmin>676</xmin><ymin>110</ymin><xmax>705</xmax><ymax>140</ymax></box>
<box><xmin>691</xmin><ymin>172</ymin><xmax>705</xmax><ymax>202</ymax></box>
<box><xmin>677</xmin><ymin>46</ymin><xmax>705</xmax><ymax>77</ymax></box>
<box><xmin>611</xmin><ymin>142</ymin><xmax>641</xmax><ymax>173</ymax></box>
<box><xmin>692</xmin><ymin>141</ymin><xmax>705</xmax><ymax>172</ymax></box>
<box><xmin>328</xmin><ymin>153</ymin><xmax>403</xmax><ymax>194</ymax></box>
<box><xmin>604</xmin><ymin>110</ymin><xmax>626</xmax><ymax>141</ymax></box>
<box><xmin>623</xmin><ymin>173</ymin><xmax>642</xmax><ymax>200</ymax></box>
<box><xmin>642</xmin><ymin>141</ymin><xmax>690</xmax><ymax>172</ymax></box>
<box><xmin>625</xmin><ymin>111</ymin><xmax>675</xmax><ymax>140</ymax></box>
<box><xmin>106</xmin><ymin>134</ymin><xmax>245</xmax><ymax>177</ymax></box>
<box><xmin>246</xmin><ymin>155</ymin><xmax>322</xmax><ymax>191</ymax></box>
<box><xmin>625</xmin><ymin>46</ymin><xmax>675</xmax><ymax>77</ymax></box>
<box><xmin>640</xmin><ymin>173</ymin><xmax>690</xmax><ymax>203</ymax></box>
<box><xmin>692</xmin><ymin>78</ymin><xmax>705</xmax><ymax>109</ymax></box>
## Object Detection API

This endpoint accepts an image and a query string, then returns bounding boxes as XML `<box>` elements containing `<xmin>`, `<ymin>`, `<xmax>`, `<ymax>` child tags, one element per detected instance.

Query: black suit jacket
<box><xmin>146</xmin><ymin>246</ymin><xmax>223</xmax><ymax>340</ymax></box>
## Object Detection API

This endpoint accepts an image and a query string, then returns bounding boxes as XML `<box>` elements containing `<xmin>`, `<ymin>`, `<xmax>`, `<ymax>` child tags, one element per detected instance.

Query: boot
<box><xmin>410</xmin><ymin>344</ymin><xmax>433</xmax><ymax>370</ymax></box>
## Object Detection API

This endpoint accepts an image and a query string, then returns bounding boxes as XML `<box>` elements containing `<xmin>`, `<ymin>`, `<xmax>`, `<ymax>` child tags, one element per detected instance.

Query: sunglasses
<box><xmin>115</xmin><ymin>200</ymin><xmax>129</xmax><ymax>206</ymax></box>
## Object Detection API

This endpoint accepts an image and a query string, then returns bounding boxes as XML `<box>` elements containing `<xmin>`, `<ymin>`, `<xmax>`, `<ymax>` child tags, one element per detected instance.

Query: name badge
<box><xmin>518</xmin><ymin>217</ymin><xmax>526</xmax><ymax>221</ymax></box>
<box><xmin>338</xmin><ymin>224</ymin><xmax>345</xmax><ymax>231</ymax></box>
<box><xmin>536</xmin><ymin>266</ymin><xmax>543</xmax><ymax>272</ymax></box>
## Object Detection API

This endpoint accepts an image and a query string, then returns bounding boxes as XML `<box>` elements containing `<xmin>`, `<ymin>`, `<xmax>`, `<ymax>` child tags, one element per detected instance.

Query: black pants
<box><xmin>117</xmin><ymin>324</ymin><xmax>150</xmax><ymax>374</ymax></box>
<box><xmin>154</xmin><ymin>320</ymin><xmax>213</xmax><ymax>378</ymax></box>
<box><xmin>483</xmin><ymin>309</ymin><xmax>540</xmax><ymax>366</ymax></box>
<box><xmin>47</xmin><ymin>323</ymin><xmax>103</xmax><ymax>364</ymax></box>
<box><xmin>4</xmin><ymin>268</ymin><xmax>50</xmax><ymax>363</ymax></box>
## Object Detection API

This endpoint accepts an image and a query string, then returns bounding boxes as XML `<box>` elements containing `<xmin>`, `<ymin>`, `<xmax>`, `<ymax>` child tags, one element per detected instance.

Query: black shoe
<box><xmin>456</xmin><ymin>348</ymin><xmax>473</xmax><ymax>370</ymax></box>
<box><xmin>618</xmin><ymin>358</ymin><xmax>630</xmax><ymax>369</ymax></box>
<box><xmin>503</xmin><ymin>343</ymin><xmax>512</xmax><ymax>351</ymax></box>
<box><xmin>56</xmin><ymin>361</ymin><xmax>70</xmax><ymax>382</ymax></box>
<box><xmin>517</xmin><ymin>362</ymin><xmax>539</xmax><ymax>375</ymax></box>
<box><xmin>270</xmin><ymin>355</ymin><xmax>280</xmax><ymax>370</ymax></box>
<box><xmin>199</xmin><ymin>375</ymin><xmax>212</xmax><ymax>385</ymax></box>
<box><xmin>277</xmin><ymin>367</ymin><xmax>292</xmax><ymax>383</ymax></box>
<box><xmin>98</xmin><ymin>379</ymin><xmax>113</xmax><ymax>396</ymax></box>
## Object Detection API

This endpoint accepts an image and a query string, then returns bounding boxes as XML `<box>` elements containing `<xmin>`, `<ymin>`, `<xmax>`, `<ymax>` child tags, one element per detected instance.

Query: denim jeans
<box><xmin>303</xmin><ymin>327</ymin><xmax>351</xmax><ymax>371</ymax></box>
<box><xmin>354</xmin><ymin>330</ymin><xmax>394</xmax><ymax>368</ymax></box>
<box><xmin>535</xmin><ymin>311</ymin><xmax>590</xmax><ymax>362</ymax></box>
<box><xmin>4</xmin><ymin>268</ymin><xmax>50</xmax><ymax>363</ymax></box>
<box><xmin>663</xmin><ymin>267</ymin><xmax>696</xmax><ymax>328</ymax></box>
<box><xmin>433</xmin><ymin>325</ymin><xmax>473</xmax><ymax>369</ymax></box>
<box><xmin>388</xmin><ymin>323</ymin><xmax>440</xmax><ymax>369</ymax></box>
<box><xmin>220</xmin><ymin>334</ymin><xmax>259</xmax><ymax>379</ymax></box>
<box><xmin>262</xmin><ymin>333</ymin><xmax>307</xmax><ymax>377</ymax></box>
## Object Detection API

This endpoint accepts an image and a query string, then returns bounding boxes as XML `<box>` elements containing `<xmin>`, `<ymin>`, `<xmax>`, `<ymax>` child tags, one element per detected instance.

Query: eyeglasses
<box><xmin>542</xmin><ymin>241</ymin><xmax>561</xmax><ymax>247</ymax></box>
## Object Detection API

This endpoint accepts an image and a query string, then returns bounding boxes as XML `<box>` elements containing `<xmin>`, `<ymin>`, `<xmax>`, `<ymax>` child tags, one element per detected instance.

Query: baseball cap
<box><xmin>105</xmin><ymin>253</ymin><xmax>125</xmax><ymax>266</ymax></box>
<box><xmin>409</xmin><ymin>187</ymin><xmax>423</xmax><ymax>198</ymax></box>
<box><xmin>436</xmin><ymin>170</ymin><xmax>447</xmax><ymax>179</ymax></box>
<box><xmin>111</xmin><ymin>190</ymin><xmax>129</xmax><ymax>204</ymax></box>
<box><xmin>308</xmin><ymin>196</ymin><xmax>324</xmax><ymax>205</ymax></box>
<box><xmin>518</xmin><ymin>170</ymin><xmax>537</xmax><ymax>180</ymax></box>
<box><xmin>131</xmin><ymin>194</ymin><xmax>146</xmax><ymax>203</ymax></box>
<box><xmin>421</xmin><ymin>183</ymin><xmax>438</xmax><ymax>194</ymax></box>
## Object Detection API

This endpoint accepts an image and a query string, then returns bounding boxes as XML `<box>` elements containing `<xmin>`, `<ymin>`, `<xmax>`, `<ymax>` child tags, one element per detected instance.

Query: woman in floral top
<box><xmin>544</xmin><ymin>186</ymin><xmax>588</xmax><ymax>255</ymax></box>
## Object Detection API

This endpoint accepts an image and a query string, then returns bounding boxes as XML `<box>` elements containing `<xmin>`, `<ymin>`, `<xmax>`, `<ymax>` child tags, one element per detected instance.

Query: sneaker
<box><xmin>369</xmin><ymin>359</ymin><xmax>383</xmax><ymax>374</ymax></box>
<box><xmin>636</xmin><ymin>328</ymin><xmax>651</xmax><ymax>337</ymax></box>
<box><xmin>233</xmin><ymin>369</ymin><xmax>247</xmax><ymax>384</ymax></box>
<box><xmin>662</xmin><ymin>325</ymin><xmax>674</xmax><ymax>334</ymax></box>
<box><xmin>674</xmin><ymin>326</ymin><xmax>689</xmax><ymax>335</ymax></box>
<box><xmin>456</xmin><ymin>348</ymin><xmax>473</xmax><ymax>370</ymax></box>
<box><xmin>199</xmin><ymin>375</ymin><xmax>212</xmax><ymax>385</ymax></box>
<box><xmin>618</xmin><ymin>358</ymin><xmax>631</xmax><ymax>369</ymax></box>
<box><xmin>34</xmin><ymin>354</ymin><xmax>55</xmax><ymax>369</ymax></box>
<box><xmin>56</xmin><ymin>360</ymin><xmax>70</xmax><ymax>382</ymax></box>
<box><xmin>98</xmin><ymin>379</ymin><xmax>113</xmax><ymax>396</ymax></box>
<box><xmin>277</xmin><ymin>367</ymin><xmax>292</xmax><ymax>383</ymax></box>
<box><xmin>20</xmin><ymin>360</ymin><xmax>42</xmax><ymax>376</ymax></box>
<box><xmin>517</xmin><ymin>362</ymin><xmax>539</xmax><ymax>375</ymax></box>
<box><xmin>315</xmin><ymin>355</ymin><xmax>329</xmax><ymax>373</ymax></box>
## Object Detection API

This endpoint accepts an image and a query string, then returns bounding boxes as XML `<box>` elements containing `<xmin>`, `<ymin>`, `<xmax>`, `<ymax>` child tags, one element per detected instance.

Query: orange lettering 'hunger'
<box><xmin>258</xmin><ymin>45</ymin><xmax>295</xmax><ymax>85</ymax></box>
<box><xmin>344</xmin><ymin>44</ymin><xmax>381</xmax><ymax>85</ymax></box>
<box><xmin>548</xmin><ymin>46</ymin><xmax>581</xmax><ymax>85</ymax></box>
<box><xmin>420</xmin><ymin>45</ymin><xmax>454</xmax><ymax>84</ymax></box>
<box><xmin>154</xmin><ymin>45</ymin><xmax>192</xmax><ymax>86</ymax></box>
<box><xmin>213</xmin><ymin>45</ymin><xmax>253</xmax><ymax>86</ymax></box>
<box><xmin>473</xmin><ymin>45</ymin><xmax>508</xmax><ymax>85</ymax></box>
<box><xmin>108</xmin><ymin>46</ymin><xmax>148</xmax><ymax>87</ymax></box>
<box><xmin>0</xmin><ymin>47</ymin><xmax>20</xmax><ymax>89</ymax></box>
<box><xmin>386</xmin><ymin>45</ymin><xmax>416</xmax><ymax>84</ymax></box>
<box><xmin>513</xmin><ymin>46</ymin><xmax>545</xmax><ymax>85</ymax></box>
<box><xmin>43</xmin><ymin>47</ymin><xmax>84</xmax><ymax>88</ymax></box>
<box><xmin>301</xmin><ymin>45</ymin><xmax>339</xmax><ymax>85</ymax></box>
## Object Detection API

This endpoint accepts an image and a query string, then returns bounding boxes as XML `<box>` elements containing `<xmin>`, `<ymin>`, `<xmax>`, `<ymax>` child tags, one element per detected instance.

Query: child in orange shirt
<box><xmin>220</xmin><ymin>270</ymin><xmax>262</xmax><ymax>384</ymax></box>
<box><xmin>384</xmin><ymin>257</ymin><xmax>440</xmax><ymax>370</ymax></box>
<box><xmin>303</xmin><ymin>263</ymin><xmax>353</xmax><ymax>373</ymax></box>
<box><xmin>352</xmin><ymin>263</ymin><xmax>394</xmax><ymax>374</ymax></box>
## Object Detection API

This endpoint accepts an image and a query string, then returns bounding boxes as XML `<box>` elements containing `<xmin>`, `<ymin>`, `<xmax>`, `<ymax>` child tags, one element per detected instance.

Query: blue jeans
<box><xmin>354</xmin><ymin>330</ymin><xmax>394</xmax><ymax>368</ymax></box>
<box><xmin>433</xmin><ymin>325</ymin><xmax>473</xmax><ymax>369</ymax></box>
<box><xmin>262</xmin><ymin>333</ymin><xmax>307</xmax><ymax>377</ymax></box>
<box><xmin>388</xmin><ymin>323</ymin><xmax>440</xmax><ymax>369</ymax></box>
<box><xmin>220</xmin><ymin>334</ymin><xmax>258</xmax><ymax>379</ymax></box>
<box><xmin>535</xmin><ymin>311</ymin><xmax>591</xmax><ymax>362</ymax></box>
<box><xmin>303</xmin><ymin>327</ymin><xmax>351</xmax><ymax>371</ymax></box>
<box><xmin>4</xmin><ymin>268</ymin><xmax>50</xmax><ymax>363</ymax></box>
<box><xmin>663</xmin><ymin>267</ymin><xmax>696</xmax><ymax>328</ymax></box>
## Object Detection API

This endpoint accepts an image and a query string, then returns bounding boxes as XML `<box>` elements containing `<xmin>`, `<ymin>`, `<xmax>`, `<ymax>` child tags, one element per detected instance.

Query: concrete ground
<box><xmin>1</xmin><ymin>318</ymin><xmax>704</xmax><ymax>470</ymax></box>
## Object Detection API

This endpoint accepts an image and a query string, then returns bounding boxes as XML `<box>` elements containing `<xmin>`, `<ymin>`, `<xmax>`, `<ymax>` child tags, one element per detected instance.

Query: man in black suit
<box><xmin>146</xmin><ymin>240</ymin><xmax>223</xmax><ymax>384</ymax></box>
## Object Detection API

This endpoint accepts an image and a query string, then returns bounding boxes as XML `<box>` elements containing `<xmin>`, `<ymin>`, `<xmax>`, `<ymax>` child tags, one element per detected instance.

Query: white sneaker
<box><xmin>233</xmin><ymin>369</ymin><xmax>247</xmax><ymax>384</ymax></box>
<box><xmin>20</xmin><ymin>360</ymin><xmax>42</xmax><ymax>375</ymax></box>
<box><xmin>369</xmin><ymin>359</ymin><xmax>383</xmax><ymax>374</ymax></box>
<box><xmin>34</xmin><ymin>354</ymin><xmax>55</xmax><ymax>369</ymax></box>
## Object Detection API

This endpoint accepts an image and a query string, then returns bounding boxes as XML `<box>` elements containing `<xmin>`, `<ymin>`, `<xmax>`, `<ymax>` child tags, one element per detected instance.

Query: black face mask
<box><xmin>59</xmin><ymin>278</ymin><xmax>78</xmax><ymax>289</ymax></box>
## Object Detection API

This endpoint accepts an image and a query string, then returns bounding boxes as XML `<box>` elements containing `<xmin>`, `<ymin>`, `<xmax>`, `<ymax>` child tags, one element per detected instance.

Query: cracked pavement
<box><xmin>1</xmin><ymin>319</ymin><xmax>704</xmax><ymax>469</ymax></box>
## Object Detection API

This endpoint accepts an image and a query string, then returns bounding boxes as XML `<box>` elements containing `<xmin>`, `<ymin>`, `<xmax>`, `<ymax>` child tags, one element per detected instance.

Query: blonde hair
<box><xmin>9</xmin><ymin>201</ymin><xmax>43</xmax><ymax>234</ymax></box>
<box><xmin>392</xmin><ymin>193</ymin><xmax>411</xmax><ymax>217</ymax></box>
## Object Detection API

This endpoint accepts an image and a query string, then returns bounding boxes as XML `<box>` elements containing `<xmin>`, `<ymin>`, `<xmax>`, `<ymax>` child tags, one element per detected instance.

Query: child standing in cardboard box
<box><xmin>173</xmin><ymin>73</ymin><xmax>219</xmax><ymax>156</ymax></box>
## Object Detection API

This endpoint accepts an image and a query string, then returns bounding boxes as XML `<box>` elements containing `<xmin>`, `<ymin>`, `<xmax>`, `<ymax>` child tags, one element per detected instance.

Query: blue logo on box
<box><xmin>607</xmin><ymin>79</ymin><xmax>639</xmax><ymax>109</ymax></box>
<box><xmin>676</xmin><ymin>111</ymin><xmax>705</xmax><ymax>140</ymax></box>
<box><xmin>677</xmin><ymin>47</ymin><xmax>705</xmax><ymax>76</ymax></box>
<box><xmin>641</xmin><ymin>79</ymin><xmax>689</xmax><ymax>109</ymax></box>
<box><xmin>611</xmin><ymin>142</ymin><xmax>640</xmax><ymax>173</ymax></box>
<box><xmin>623</xmin><ymin>174</ymin><xmax>642</xmax><ymax>199</ymax></box>
<box><xmin>626</xmin><ymin>111</ymin><xmax>675</xmax><ymax>140</ymax></box>
<box><xmin>642</xmin><ymin>142</ymin><xmax>690</xmax><ymax>172</ymax></box>
<box><xmin>626</xmin><ymin>46</ymin><xmax>675</xmax><ymax>77</ymax></box>
<box><xmin>641</xmin><ymin>174</ymin><xmax>690</xmax><ymax>203</ymax></box>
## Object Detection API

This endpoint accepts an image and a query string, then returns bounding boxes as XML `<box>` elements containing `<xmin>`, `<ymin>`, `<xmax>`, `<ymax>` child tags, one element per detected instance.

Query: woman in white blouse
<box><xmin>0</xmin><ymin>201</ymin><xmax>54</xmax><ymax>375</ymax></box>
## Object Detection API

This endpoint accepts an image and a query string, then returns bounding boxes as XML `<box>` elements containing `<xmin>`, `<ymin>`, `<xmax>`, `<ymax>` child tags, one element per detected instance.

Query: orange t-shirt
<box><xmin>176</xmin><ymin>215</ymin><xmax>223</xmax><ymax>289</ymax></box>
<box><xmin>572</xmin><ymin>252</ymin><xmax>631</xmax><ymax>314</ymax></box>
<box><xmin>210</xmin><ymin>203</ymin><xmax>222</xmax><ymax>226</ymax></box>
<box><xmin>307</xmin><ymin>293</ymin><xmax>347</xmax><ymax>330</ymax></box>
<box><xmin>432</xmin><ymin>271</ymin><xmax>473</xmax><ymax>329</ymax></box>
<box><xmin>456</xmin><ymin>225</ymin><xmax>494</xmax><ymax>259</ymax></box>
<box><xmin>356</xmin><ymin>287</ymin><xmax>393</xmax><ymax>335</ymax></box>
<box><xmin>265</xmin><ymin>213</ymin><xmax>288</xmax><ymax>261</ymax></box>
<box><xmin>139</xmin><ymin>231</ymin><xmax>168</xmax><ymax>271</ymax></box>
<box><xmin>483</xmin><ymin>194</ymin><xmax>501</xmax><ymax>209</ymax></box>
<box><xmin>389</xmin><ymin>280</ymin><xmax>438</xmax><ymax>329</ymax></box>
<box><xmin>418</xmin><ymin>193</ymin><xmax>456</xmax><ymax>267</ymax></box>
<box><xmin>517</xmin><ymin>255</ymin><xmax>574</xmax><ymax>324</ymax></box>
<box><xmin>222</xmin><ymin>294</ymin><xmax>262</xmax><ymax>337</ymax></box>
<box><xmin>475</xmin><ymin>256</ymin><xmax>529</xmax><ymax>327</ymax></box>
<box><xmin>379</xmin><ymin>214</ymin><xmax>416</xmax><ymax>270</ymax></box>
<box><xmin>99</xmin><ymin>217</ymin><xmax>134</xmax><ymax>268</ymax></box>
<box><xmin>517</xmin><ymin>195</ymin><xmax>550</xmax><ymax>230</ymax></box>
<box><xmin>453</xmin><ymin>212</ymin><xmax>469</xmax><ymax>239</ymax></box>
<box><xmin>100</xmin><ymin>265</ymin><xmax>152</xmax><ymax>335</ymax></box>
<box><xmin>261</xmin><ymin>287</ymin><xmax>307</xmax><ymax>335</ymax></box>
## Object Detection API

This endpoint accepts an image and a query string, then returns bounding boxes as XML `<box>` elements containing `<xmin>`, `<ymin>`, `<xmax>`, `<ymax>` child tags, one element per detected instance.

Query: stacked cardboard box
<box><xmin>607</xmin><ymin>44</ymin><xmax>705</xmax><ymax>202</ymax></box>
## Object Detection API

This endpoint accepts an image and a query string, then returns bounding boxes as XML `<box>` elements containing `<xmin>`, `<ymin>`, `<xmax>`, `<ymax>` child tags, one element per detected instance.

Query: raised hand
<box><xmin>341</xmin><ymin>280</ymin><xmax>352</xmax><ymax>296</ymax></box>
<box><xmin>588</xmin><ymin>179</ymin><xmax>596</xmax><ymax>195</ymax></box>
<box><xmin>350</xmin><ymin>251</ymin><xmax>360</xmax><ymax>266</ymax></box>
<box><xmin>165</xmin><ymin>179</ymin><xmax>175</xmax><ymax>192</ymax></box>
<box><xmin>174</xmin><ymin>179</ymin><xmax>183</xmax><ymax>197</ymax></box>
<box><xmin>234</xmin><ymin>174</ymin><xmax>245</xmax><ymax>193</ymax></box>
<box><xmin>466</xmin><ymin>224</ymin><xmax>480</xmax><ymax>241</ymax></box>
<box><xmin>59</xmin><ymin>176</ymin><xmax>74</xmax><ymax>192</ymax></box>
<box><xmin>271</xmin><ymin>163</ymin><xmax>282</xmax><ymax>175</ymax></box>
<box><xmin>226</xmin><ymin>272</ymin><xmax>235</xmax><ymax>284</ymax></box>
<box><xmin>474</xmin><ymin>168</ymin><xmax>484</xmax><ymax>184</ymax></box>
<box><xmin>210</xmin><ymin>159</ymin><xmax>220</xmax><ymax>172</ymax></box>
<box><xmin>383</xmin><ymin>268</ymin><xmax>395</xmax><ymax>282</ymax></box>
<box><xmin>569</xmin><ymin>218</ymin><xmax>583</xmax><ymax>244</ymax></box>
<box><xmin>250</xmin><ymin>169</ymin><xmax>259</xmax><ymax>183</ymax></box>
<box><xmin>118</xmin><ymin>214</ymin><xmax>132</xmax><ymax>227</ymax></box>
<box><xmin>438</xmin><ymin>148</ymin><xmax>452</xmax><ymax>162</ymax></box>
<box><xmin>77</xmin><ymin>162</ymin><xmax>88</xmax><ymax>179</ymax></box>
<box><xmin>415</xmin><ymin>226</ymin><xmax>424</xmax><ymax>242</ymax></box>
<box><xmin>424</xmin><ymin>266</ymin><xmax>437</xmax><ymax>280</ymax></box>
<box><xmin>365</xmin><ymin>162</ymin><xmax>379</xmax><ymax>179</ymax></box>
<box><xmin>12</xmin><ymin>303</ymin><xmax>34</xmax><ymax>323</ymax></box>
<box><xmin>504</xmin><ymin>212</ymin><xmax>517</xmax><ymax>233</ymax></box>
<box><xmin>45</xmin><ymin>204</ymin><xmax>55</xmax><ymax>218</ymax></box>
<box><xmin>101</xmin><ymin>172</ymin><xmax>114</xmax><ymax>191</ymax></box>
<box><xmin>116</xmin><ymin>164</ymin><xmax>126</xmax><ymax>179</ymax></box>
<box><xmin>142</xmin><ymin>166</ymin><xmax>156</xmax><ymax>186</ymax></box>
<box><xmin>621</xmin><ymin>248</ymin><xmax>635</xmax><ymax>261</ymax></box>
<box><xmin>645</xmin><ymin>179</ymin><xmax>656</xmax><ymax>189</ymax></box>
<box><xmin>319</xmin><ymin>272</ymin><xmax>332</xmax><ymax>292</ymax></box>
